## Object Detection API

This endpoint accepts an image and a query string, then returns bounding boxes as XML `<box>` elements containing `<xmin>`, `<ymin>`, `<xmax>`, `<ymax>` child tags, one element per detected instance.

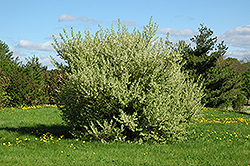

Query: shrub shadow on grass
<box><xmin>0</xmin><ymin>124</ymin><xmax>73</xmax><ymax>139</ymax></box>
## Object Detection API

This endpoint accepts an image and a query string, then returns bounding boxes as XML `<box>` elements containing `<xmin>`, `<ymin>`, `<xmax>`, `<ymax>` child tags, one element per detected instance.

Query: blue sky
<box><xmin>1</xmin><ymin>0</ymin><xmax>250</xmax><ymax>69</ymax></box>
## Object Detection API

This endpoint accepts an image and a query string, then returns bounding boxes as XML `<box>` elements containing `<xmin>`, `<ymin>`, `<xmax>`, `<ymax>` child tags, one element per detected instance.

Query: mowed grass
<box><xmin>0</xmin><ymin>106</ymin><xmax>250</xmax><ymax>166</ymax></box>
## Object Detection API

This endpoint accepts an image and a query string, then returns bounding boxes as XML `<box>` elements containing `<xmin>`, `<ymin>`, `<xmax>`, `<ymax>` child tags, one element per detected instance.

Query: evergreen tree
<box><xmin>179</xmin><ymin>24</ymin><xmax>241</xmax><ymax>108</ymax></box>
<box><xmin>0</xmin><ymin>40</ymin><xmax>19</xmax><ymax>74</ymax></box>
<box><xmin>0</xmin><ymin>40</ymin><xmax>19</xmax><ymax>107</ymax></box>
<box><xmin>241</xmin><ymin>69</ymin><xmax>250</xmax><ymax>104</ymax></box>
<box><xmin>0</xmin><ymin>40</ymin><xmax>18</xmax><ymax>62</ymax></box>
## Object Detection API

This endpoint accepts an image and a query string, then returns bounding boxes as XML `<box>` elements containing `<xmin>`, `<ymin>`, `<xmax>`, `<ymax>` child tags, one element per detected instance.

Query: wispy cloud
<box><xmin>58</xmin><ymin>14</ymin><xmax>100</xmax><ymax>24</ymax></box>
<box><xmin>122</xmin><ymin>20</ymin><xmax>136</xmax><ymax>26</ymax></box>
<box><xmin>225</xmin><ymin>48</ymin><xmax>250</xmax><ymax>60</ymax></box>
<box><xmin>84</xmin><ymin>24</ymin><xmax>91</xmax><ymax>29</ymax></box>
<box><xmin>78</xmin><ymin>16</ymin><xmax>94</xmax><ymax>22</ymax></box>
<box><xmin>18</xmin><ymin>40</ymin><xmax>54</xmax><ymax>52</ymax></box>
<box><xmin>174</xmin><ymin>15</ymin><xmax>196</xmax><ymax>20</ymax></box>
<box><xmin>45</xmin><ymin>35</ymin><xmax>61</xmax><ymax>40</ymax></box>
<box><xmin>220</xmin><ymin>25</ymin><xmax>250</xmax><ymax>48</ymax></box>
<box><xmin>112</xmin><ymin>20</ymin><xmax>136</xmax><ymax>26</ymax></box>
<box><xmin>59</xmin><ymin>14</ymin><xmax>77</xmax><ymax>21</ymax></box>
<box><xmin>9</xmin><ymin>46</ymin><xmax>27</xmax><ymax>56</ymax></box>
<box><xmin>158</xmin><ymin>28</ymin><xmax>195</xmax><ymax>38</ymax></box>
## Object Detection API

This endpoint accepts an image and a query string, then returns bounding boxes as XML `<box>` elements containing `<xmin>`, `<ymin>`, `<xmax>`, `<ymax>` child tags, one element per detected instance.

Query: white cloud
<box><xmin>38</xmin><ymin>54</ymin><xmax>54</xmax><ymax>69</ymax></box>
<box><xmin>18</xmin><ymin>40</ymin><xmax>54</xmax><ymax>52</ymax></box>
<box><xmin>58</xmin><ymin>14</ymin><xmax>98</xmax><ymax>24</ymax></box>
<box><xmin>79</xmin><ymin>16</ymin><xmax>94</xmax><ymax>22</ymax></box>
<box><xmin>84</xmin><ymin>24</ymin><xmax>91</xmax><ymax>29</ymax></box>
<box><xmin>45</xmin><ymin>35</ymin><xmax>61</xmax><ymax>40</ymax></box>
<box><xmin>112</xmin><ymin>20</ymin><xmax>136</xmax><ymax>26</ymax></box>
<box><xmin>175</xmin><ymin>15</ymin><xmax>196</xmax><ymax>21</ymax></box>
<box><xmin>40</xmin><ymin>54</ymin><xmax>48</xmax><ymax>59</ymax></box>
<box><xmin>220</xmin><ymin>25</ymin><xmax>250</xmax><ymax>48</ymax></box>
<box><xmin>225</xmin><ymin>48</ymin><xmax>250</xmax><ymax>60</ymax></box>
<box><xmin>9</xmin><ymin>46</ymin><xmax>27</xmax><ymax>56</ymax></box>
<box><xmin>59</xmin><ymin>14</ymin><xmax>77</xmax><ymax>22</ymax></box>
<box><xmin>158</xmin><ymin>28</ymin><xmax>195</xmax><ymax>38</ymax></box>
<box><xmin>122</xmin><ymin>20</ymin><xmax>135</xmax><ymax>26</ymax></box>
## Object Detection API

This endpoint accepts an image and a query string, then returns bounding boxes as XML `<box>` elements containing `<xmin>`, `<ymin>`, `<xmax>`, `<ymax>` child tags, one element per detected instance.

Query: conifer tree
<box><xmin>242</xmin><ymin>69</ymin><xmax>250</xmax><ymax>104</ymax></box>
<box><xmin>180</xmin><ymin>24</ymin><xmax>241</xmax><ymax>108</ymax></box>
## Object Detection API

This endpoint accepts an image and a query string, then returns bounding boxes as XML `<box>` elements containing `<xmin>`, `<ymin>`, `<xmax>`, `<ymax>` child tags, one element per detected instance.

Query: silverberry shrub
<box><xmin>52</xmin><ymin>18</ymin><xmax>204</xmax><ymax>143</ymax></box>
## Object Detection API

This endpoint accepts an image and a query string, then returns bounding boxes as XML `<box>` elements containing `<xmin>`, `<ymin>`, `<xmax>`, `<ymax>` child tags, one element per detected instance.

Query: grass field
<box><xmin>0</xmin><ymin>105</ymin><xmax>250</xmax><ymax>165</ymax></box>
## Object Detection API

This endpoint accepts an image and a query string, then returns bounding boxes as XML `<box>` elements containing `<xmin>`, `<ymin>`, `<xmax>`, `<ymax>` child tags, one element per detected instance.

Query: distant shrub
<box><xmin>51</xmin><ymin>18</ymin><xmax>204</xmax><ymax>144</ymax></box>
<box><xmin>2</xmin><ymin>56</ymin><xmax>47</xmax><ymax>107</ymax></box>
<box><xmin>232</xmin><ymin>92</ymin><xmax>247</xmax><ymax>111</ymax></box>
<box><xmin>43</xmin><ymin>69</ymin><xmax>68</xmax><ymax>104</ymax></box>
<box><xmin>0</xmin><ymin>72</ymin><xmax>10</xmax><ymax>108</ymax></box>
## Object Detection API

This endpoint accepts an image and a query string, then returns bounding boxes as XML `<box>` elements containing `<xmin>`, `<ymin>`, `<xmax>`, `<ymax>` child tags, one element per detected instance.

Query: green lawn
<box><xmin>0</xmin><ymin>105</ymin><xmax>249</xmax><ymax>165</ymax></box>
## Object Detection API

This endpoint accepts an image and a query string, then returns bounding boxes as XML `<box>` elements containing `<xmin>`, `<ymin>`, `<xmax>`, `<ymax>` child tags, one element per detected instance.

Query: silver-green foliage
<box><xmin>52</xmin><ymin>18</ymin><xmax>204</xmax><ymax>143</ymax></box>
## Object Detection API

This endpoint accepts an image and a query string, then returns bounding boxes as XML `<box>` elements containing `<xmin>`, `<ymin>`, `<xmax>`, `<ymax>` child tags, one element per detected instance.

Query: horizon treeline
<box><xmin>0</xmin><ymin>23</ymin><xmax>250</xmax><ymax>110</ymax></box>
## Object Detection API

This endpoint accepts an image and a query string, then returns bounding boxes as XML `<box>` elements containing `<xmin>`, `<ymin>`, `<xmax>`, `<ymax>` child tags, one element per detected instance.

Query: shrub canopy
<box><xmin>52</xmin><ymin>18</ymin><xmax>204</xmax><ymax>143</ymax></box>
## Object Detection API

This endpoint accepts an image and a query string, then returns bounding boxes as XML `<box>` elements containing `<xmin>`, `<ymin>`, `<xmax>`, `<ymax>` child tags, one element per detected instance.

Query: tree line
<box><xmin>0</xmin><ymin>24</ymin><xmax>250</xmax><ymax>110</ymax></box>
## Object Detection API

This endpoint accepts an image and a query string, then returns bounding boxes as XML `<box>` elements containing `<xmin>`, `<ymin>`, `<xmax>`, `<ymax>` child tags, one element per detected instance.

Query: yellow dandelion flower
<box><xmin>83</xmin><ymin>141</ymin><xmax>85</xmax><ymax>144</ymax></box>
<box><xmin>61</xmin><ymin>151</ymin><xmax>63</xmax><ymax>153</ymax></box>
<box><xmin>3</xmin><ymin>143</ymin><xmax>6</xmax><ymax>146</ymax></box>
